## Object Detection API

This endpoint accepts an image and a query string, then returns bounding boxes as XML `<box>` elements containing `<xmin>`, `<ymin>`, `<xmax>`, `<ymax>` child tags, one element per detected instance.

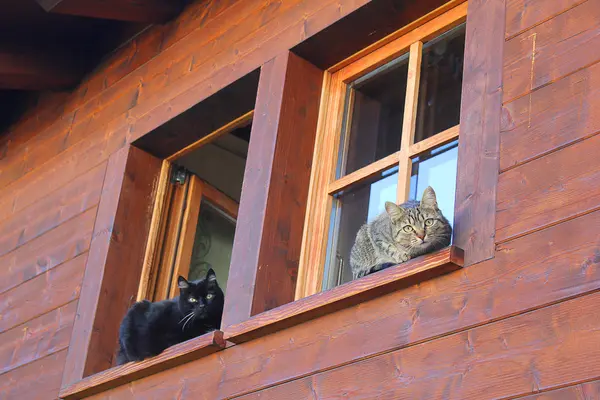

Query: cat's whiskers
<box><xmin>179</xmin><ymin>311</ymin><xmax>194</xmax><ymax>325</ymax></box>
<box><xmin>182</xmin><ymin>312</ymin><xmax>197</xmax><ymax>331</ymax></box>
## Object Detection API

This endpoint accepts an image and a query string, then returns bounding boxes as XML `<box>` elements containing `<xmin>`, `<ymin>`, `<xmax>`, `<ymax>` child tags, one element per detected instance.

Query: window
<box><xmin>137</xmin><ymin>112</ymin><xmax>253</xmax><ymax>302</ymax></box>
<box><xmin>297</xmin><ymin>9</ymin><xmax>466</xmax><ymax>297</ymax></box>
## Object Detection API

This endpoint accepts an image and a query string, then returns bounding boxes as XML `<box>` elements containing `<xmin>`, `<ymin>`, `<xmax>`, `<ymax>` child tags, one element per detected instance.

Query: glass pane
<box><xmin>339</xmin><ymin>54</ymin><xmax>409</xmax><ymax>176</ymax></box>
<box><xmin>409</xmin><ymin>141</ymin><xmax>458</xmax><ymax>229</ymax></box>
<box><xmin>324</xmin><ymin>168</ymin><xmax>398</xmax><ymax>289</ymax></box>
<box><xmin>188</xmin><ymin>200</ymin><xmax>236</xmax><ymax>294</ymax></box>
<box><xmin>415</xmin><ymin>23</ymin><xmax>466</xmax><ymax>143</ymax></box>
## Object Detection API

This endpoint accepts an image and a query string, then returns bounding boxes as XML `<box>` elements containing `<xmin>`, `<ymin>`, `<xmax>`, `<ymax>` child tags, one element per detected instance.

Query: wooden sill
<box><xmin>59</xmin><ymin>330</ymin><xmax>225</xmax><ymax>400</ymax></box>
<box><xmin>224</xmin><ymin>246</ymin><xmax>464</xmax><ymax>344</ymax></box>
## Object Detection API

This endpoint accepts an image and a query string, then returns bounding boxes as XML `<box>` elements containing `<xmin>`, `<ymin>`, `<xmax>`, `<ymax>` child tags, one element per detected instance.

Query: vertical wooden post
<box><xmin>222</xmin><ymin>51</ymin><xmax>323</xmax><ymax>328</ymax></box>
<box><xmin>454</xmin><ymin>0</ymin><xmax>505</xmax><ymax>266</ymax></box>
<box><xmin>61</xmin><ymin>145</ymin><xmax>162</xmax><ymax>387</ymax></box>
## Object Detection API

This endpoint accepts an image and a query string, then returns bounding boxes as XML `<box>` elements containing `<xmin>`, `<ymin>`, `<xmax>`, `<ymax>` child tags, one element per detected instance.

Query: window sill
<box><xmin>224</xmin><ymin>246</ymin><xmax>464</xmax><ymax>344</ymax></box>
<box><xmin>59</xmin><ymin>330</ymin><xmax>225</xmax><ymax>400</ymax></box>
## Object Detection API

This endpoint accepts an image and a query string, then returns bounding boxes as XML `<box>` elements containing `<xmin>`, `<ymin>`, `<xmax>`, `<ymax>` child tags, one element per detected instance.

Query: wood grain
<box><xmin>226</xmin><ymin>247</ymin><xmax>464</xmax><ymax>344</ymax></box>
<box><xmin>202</xmin><ymin>182</ymin><xmax>239</xmax><ymax>219</ymax></box>
<box><xmin>0</xmin><ymin>253</ymin><xmax>85</xmax><ymax>333</ymax></box>
<box><xmin>501</xmin><ymin>61</ymin><xmax>600</xmax><ymax>171</ymax></box>
<box><xmin>0</xmin><ymin>161</ymin><xmax>104</xmax><ymax>259</ymax></box>
<box><xmin>238</xmin><ymin>291</ymin><xmax>600</xmax><ymax>399</ymax></box>
<box><xmin>85</xmin><ymin>208</ymin><xmax>600</xmax><ymax>400</ymax></box>
<box><xmin>505</xmin><ymin>0</ymin><xmax>585</xmax><ymax>39</ymax></box>
<box><xmin>0</xmin><ymin>207</ymin><xmax>96</xmax><ymax>295</ymax></box>
<box><xmin>59</xmin><ymin>331</ymin><xmax>225</xmax><ymax>400</ymax></box>
<box><xmin>0</xmin><ymin>350</ymin><xmax>67</xmax><ymax>400</ymax></box>
<box><xmin>503</xmin><ymin>0</ymin><xmax>600</xmax><ymax>103</ymax></box>
<box><xmin>222</xmin><ymin>52</ymin><xmax>322</xmax><ymax>326</ymax></box>
<box><xmin>327</xmin><ymin>151</ymin><xmax>401</xmax><ymax>195</ymax></box>
<box><xmin>453</xmin><ymin>0</ymin><xmax>505</xmax><ymax>266</ymax></box>
<box><xmin>516</xmin><ymin>379</ymin><xmax>600</xmax><ymax>399</ymax></box>
<box><xmin>61</xmin><ymin>146</ymin><xmax>162</xmax><ymax>386</ymax></box>
<box><xmin>496</xmin><ymin>134</ymin><xmax>600</xmax><ymax>243</ymax></box>
<box><xmin>0</xmin><ymin>300</ymin><xmax>76</xmax><ymax>375</ymax></box>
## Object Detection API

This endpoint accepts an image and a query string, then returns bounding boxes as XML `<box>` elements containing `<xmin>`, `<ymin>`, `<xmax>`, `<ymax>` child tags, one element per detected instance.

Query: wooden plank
<box><xmin>496</xmin><ymin>134</ymin><xmax>600</xmax><ymax>243</ymax></box>
<box><xmin>222</xmin><ymin>52</ymin><xmax>322</xmax><ymax>327</ymax></box>
<box><xmin>0</xmin><ymin>48</ymin><xmax>80</xmax><ymax>90</ymax></box>
<box><xmin>0</xmin><ymin>350</ymin><xmax>67</xmax><ymax>400</ymax></box>
<box><xmin>85</xmin><ymin>209</ymin><xmax>600</xmax><ymax>400</ymax></box>
<box><xmin>453</xmin><ymin>0</ymin><xmax>505</xmax><ymax>266</ymax></box>
<box><xmin>61</xmin><ymin>146</ymin><xmax>162</xmax><ymax>386</ymax></box>
<box><xmin>59</xmin><ymin>331</ymin><xmax>225</xmax><ymax>400</ymax></box>
<box><xmin>168</xmin><ymin>175</ymin><xmax>203</xmax><ymax>299</ymax></box>
<box><xmin>0</xmin><ymin>161</ymin><xmax>104</xmax><ymax>259</ymax></box>
<box><xmin>0</xmin><ymin>301</ymin><xmax>76</xmax><ymax>375</ymax></box>
<box><xmin>501</xmin><ymin>62</ymin><xmax>600</xmax><ymax>171</ymax></box>
<box><xmin>398</xmin><ymin>41</ymin><xmax>423</xmax><ymax>202</ymax></box>
<box><xmin>226</xmin><ymin>246</ymin><xmax>464</xmax><ymax>344</ymax></box>
<box><xmin>0</xmin><ymin>207</ymin><xmax>96</xmax><ymax>296</ymax></box>
<box><xmin>237</xmin><ymin>292</ymin><xmax>600</xmax><ymax>399</ymax></box>
<box><xmin>0</xmin><ymin>253</ymin><xmax>86</xmax><ymax>333</ymax></box>
<box><xmin>503</xmin><ymin>0</ymin><xmax>600</xmax><ymax>103</ymax></box>
<box><xmin>36</xmin><ymin>0</ymin><xmax>182</xmax><ymax>23</ymax></box>
<box><xmin>516</xmin><ymin>379</ymin><xmax>600</xmax><ymax>399</ymax></box>
<box><xmin>505</xmin><ymin>0</ymin><xmax>585</xmax><ymax>39</ymax></box>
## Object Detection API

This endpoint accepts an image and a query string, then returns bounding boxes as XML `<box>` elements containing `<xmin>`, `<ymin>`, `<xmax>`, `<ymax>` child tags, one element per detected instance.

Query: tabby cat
<box><xmin>350</xmin><ymin>186</ymin><xmax>452</xmax><ymax>279</ymax></box>
<box><xmin>116</xmin><ymin>268</ymin><xmax>224</xmax><ymax>365</ymax></box>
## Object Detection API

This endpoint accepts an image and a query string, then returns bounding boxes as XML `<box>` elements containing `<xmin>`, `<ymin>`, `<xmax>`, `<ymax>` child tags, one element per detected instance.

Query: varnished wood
<box><xmin>166</xmin><ymin>111</ymin><xmax>254</xmax><ymax>162</ymax></box>
<box><xmin>398</xmin><ymin>41</ymin><xmax>423</xmax><ymax>203</ymax></box>
<box><xmin>223</xmin><ymin>52</ymin><xmax>323</xmax><ymax>326</ymax></box>
<box><xmin>202</xmin><ymin>183</ymin><xmax>239</xmax><ymax>219</ymax></box>
<box><xmin>36</xmin><ymin>0</ymin><xmax>182</xmax><ymax>23</ymax></box>
<box><xmin>136</xmin><ymin>161</ymin><xmax>171</xmax><ymax>301</ymax></box>
<box><xmin>516</xmin><ymin>379</ymin><xmax>600</xmax><ymax>399</ymax></box>
<box><xmin>409</xmin><ymin>124</ymin><xmax>460</xmax><ymax>157</ymax></box>
<box><xmin>226</xmin><ymin>247</ymin><xmax>463</xmax><ymax>344</ymax></box>
<box><xmin>327</xmin><ymin>151</ymin><xmax>401</xmax><ymax>195</ymax></box>
<box><xmin>168</xmin><ymin>175</ymin><xmax>203</xmax><ymax>299</ymax></box>
<box><xmin>497</xmin><ymin>134</ymin><xmax>600</xmax><ymax>243</ymax></box>
<box><xmin>503</xmin><ymin>0</ymin><xmax>600</xmax><ymax>103</ymax></box>
<box><xmin>61</xmin><ymin>146</ymin><xmax>162</xmax><ymax>386</ymax></box>
<box><xmin>59</xmin><ymin>331</ymin><xmax>225</xmax><ymax>400</ymax></box>
<box><xmin>453</xmin><ymin>0</ymin><xmax>505</xmax><ymax>266</ymax></box>
<box><xmin>505</xmin><ymin>0</ymin><xmax>584</xmax><ymax>39</ymax></box>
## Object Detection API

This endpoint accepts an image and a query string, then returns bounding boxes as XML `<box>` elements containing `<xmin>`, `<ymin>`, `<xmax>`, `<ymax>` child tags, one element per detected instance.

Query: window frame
<box><xmin>137</xmin><ymin>112</ymin><xmax>251</xmax><ymax>302</ymax></box>
<box><xmin>295</xmin><ymin>4</ymin><xmax>467</xmax><ymax>299</ymax></box>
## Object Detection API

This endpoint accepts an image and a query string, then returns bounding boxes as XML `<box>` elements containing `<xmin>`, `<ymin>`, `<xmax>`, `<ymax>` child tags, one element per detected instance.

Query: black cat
<box><xmin>116</xmin><ymin>268</ymin><xmax>224</xmax><ymax>365</ymax></box>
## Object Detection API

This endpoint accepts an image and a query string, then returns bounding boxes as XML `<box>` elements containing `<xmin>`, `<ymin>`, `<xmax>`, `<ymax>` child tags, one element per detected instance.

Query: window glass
<box><xmin>415</xmin><ymin>23</ymin><xmax>466</xmax><ymax>142</ymax></box>
<box><xmin>324</xmin><ymin>168</ymin><xmax>398</xmax><ymax>289</ymax></box>
<box><xmin>338</xmin><ymin>54</ymin><xmax>409</xmax><ymax>176</ymax></box>
<box><xmin>409</xmin><ymin>141</ymin><xmax>458</xmax><ymax>230</ymax></box>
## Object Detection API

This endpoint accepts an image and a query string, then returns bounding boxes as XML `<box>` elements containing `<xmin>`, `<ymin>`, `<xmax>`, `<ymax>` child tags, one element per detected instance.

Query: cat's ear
<box><xmin>420</xmin><ymin>186</ymin><xmax>438</xmax><ymax>209</ymax></box>
<box><xmin>177</xmin><ymin>276</ymin><xmax>190</xmax><ymax>290</ymax></box>
<box><xmin>385</xmin><ymin>201</ymin><xmax>405</xmax><ymax>223</ymax></box>
<box><xmin>206</xmin><ymin>268</ymin><xmax>217</xmax><ymax>283</ymax></box>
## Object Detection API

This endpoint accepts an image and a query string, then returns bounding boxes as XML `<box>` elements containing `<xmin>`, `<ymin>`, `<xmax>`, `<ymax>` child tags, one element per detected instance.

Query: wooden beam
<box><xmin>36</xmin><ymin>0</ymin><xmax>183</xmax><ymax>23</ymax></box>
<box><xmin>0</xmin><ymin>49</ymin><xmax>79</xmax><ymax>90</ymax></box>
<box><xmin>61</xmin><ymin>146</ymin><xmax>162</xmax><ymax>387</ymax></box>
<box><xmin>222</xmin><ymin>52</ymin><xmax>323</xmax><ymax>328</ymax></box>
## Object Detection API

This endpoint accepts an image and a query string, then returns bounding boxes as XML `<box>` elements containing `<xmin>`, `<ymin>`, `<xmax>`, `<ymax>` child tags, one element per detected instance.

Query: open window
<box><xmin>137</xmin><ymin>112</ymin><xmax>253</xmax><ymax>302</ymax></box>
<box><xmin>296</xmin><ymin>7</ymin><xmax>466</xmax><ymax>297</ymax></box>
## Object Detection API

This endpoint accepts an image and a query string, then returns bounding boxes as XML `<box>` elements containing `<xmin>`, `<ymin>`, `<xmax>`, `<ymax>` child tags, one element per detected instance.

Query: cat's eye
<box><xmin>188</xmin><ymin>297</ymin><xmax>198</xmax><ymax>303</ymax></box>
<box><xmin>424</xmin><ymin>218</ymin><xmax>435</xmax><ymax>227</ymax></box>
<box><xmin>206</xmin><ymin>294</ymin><xmax>214</xmax><ymax>300</ymax></box>
<box><xmin>402</xmin><ymin>225</ymin><xmax>414</xmax><ymax>233</ymax></box>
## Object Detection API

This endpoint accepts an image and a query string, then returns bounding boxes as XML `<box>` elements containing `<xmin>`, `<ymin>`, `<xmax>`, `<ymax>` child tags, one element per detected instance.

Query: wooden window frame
<box><xmin>296</xmin><ymin>3</ymin><xmax>467</xmax><ymax>299</ymax></box>
<box><xmin>137</xmin><ymin>112</ymin><xmax>250</xmax><ymax>302</ymax></box>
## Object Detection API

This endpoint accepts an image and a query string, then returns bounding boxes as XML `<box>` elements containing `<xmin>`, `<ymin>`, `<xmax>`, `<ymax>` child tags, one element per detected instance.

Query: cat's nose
<box><xmin>416</xmin><ymin>232</ymin><xmax>425</xmax><ymax>240</ymax></box>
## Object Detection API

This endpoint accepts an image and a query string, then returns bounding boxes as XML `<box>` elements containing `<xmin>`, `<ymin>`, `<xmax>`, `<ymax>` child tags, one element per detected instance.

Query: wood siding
<box><xmin>0</xmin><ymin>0</ymin><xmax>599</xmax><ymax>399</ymax></box>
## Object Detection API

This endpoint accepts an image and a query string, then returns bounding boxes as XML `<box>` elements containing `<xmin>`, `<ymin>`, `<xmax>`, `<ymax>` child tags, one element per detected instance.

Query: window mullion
<box><xmin>397</xmin><ymin>40</ymin><xmax>423</xmax><ymax>203</ymax></box>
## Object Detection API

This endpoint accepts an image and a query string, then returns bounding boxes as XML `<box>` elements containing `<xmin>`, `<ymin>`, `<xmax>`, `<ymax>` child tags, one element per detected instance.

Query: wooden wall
<box><xmin>1</xmin><ymin>0</ymin><xmax>600</xmax><ymax>398</ymax></box>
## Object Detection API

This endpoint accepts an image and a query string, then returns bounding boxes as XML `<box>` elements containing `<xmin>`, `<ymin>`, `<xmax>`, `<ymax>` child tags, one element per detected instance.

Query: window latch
<box><xmin>171</xmin><ymin>167</ymin><xmax>187</xmax><ymax>185</ymax></box>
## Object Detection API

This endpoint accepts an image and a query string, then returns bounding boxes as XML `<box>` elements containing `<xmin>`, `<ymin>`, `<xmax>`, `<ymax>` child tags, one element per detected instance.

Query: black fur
<box><xmin>116</xmin><ymin>268</ymin><xmax>224</xmax><ymax>365</ymax></box>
